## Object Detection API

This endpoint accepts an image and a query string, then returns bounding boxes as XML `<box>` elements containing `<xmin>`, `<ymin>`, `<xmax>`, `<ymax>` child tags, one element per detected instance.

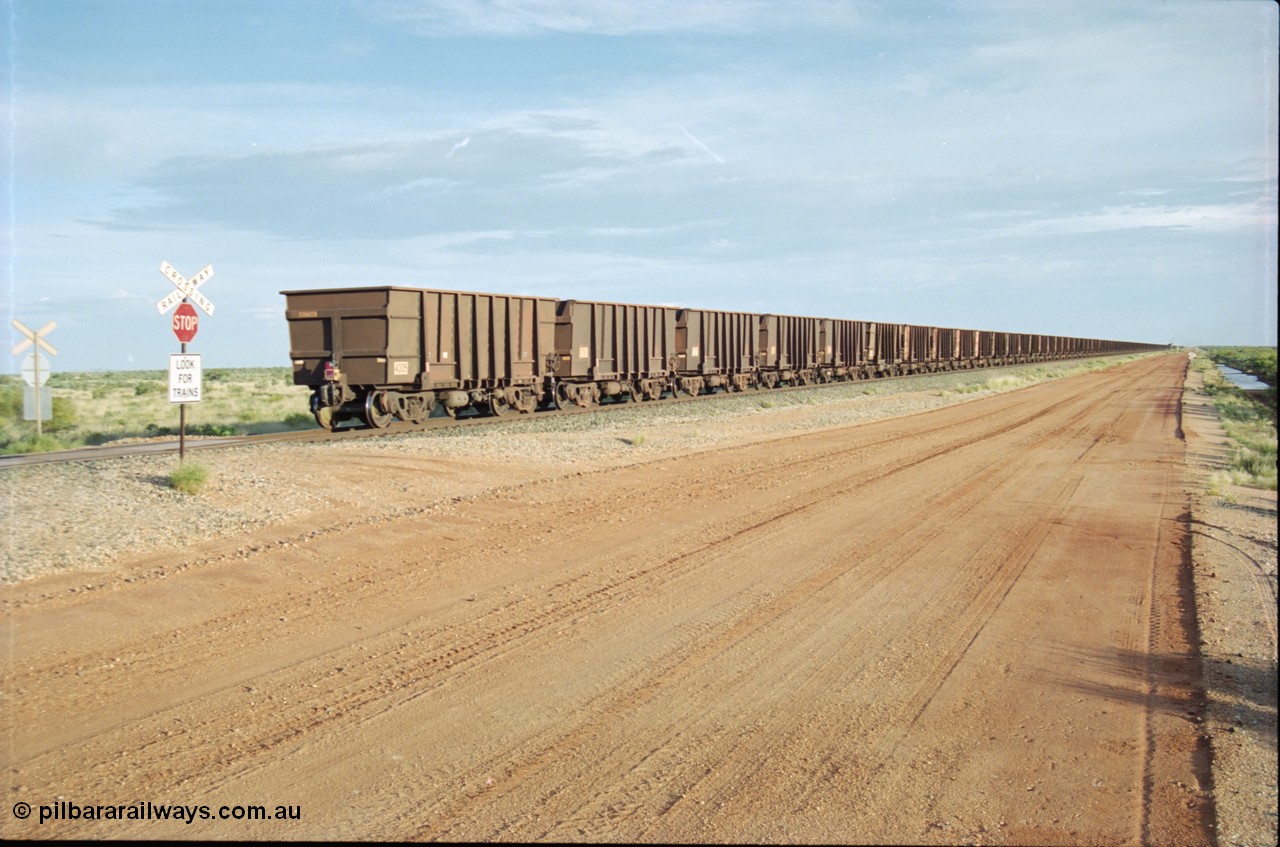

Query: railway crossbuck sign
<box><xmin>157</xmin><ymin>262</ymin><xmax>215</xmax><ymax>316</ymax></box>
<box><xmin>11</xmin><ymin>319</ymin><xmax>57</xmax><ymax>432</ymax></box>
<box><xmin>11</xmin><ymin>319</ymin><xmax>57</xmax><ymax>359</ymax></box>
<box><xmin>156</xmin><ymin>261</ymin><xmax>213</xmax><ymax>461</ymax></box>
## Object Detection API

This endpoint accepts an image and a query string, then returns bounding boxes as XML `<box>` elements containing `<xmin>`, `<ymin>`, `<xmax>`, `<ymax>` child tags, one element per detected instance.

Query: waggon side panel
<box><xmin>556</xmin><ymin>300</ymin><xmax>678</xmax><ymax>380</ymax></box>
<box><xmin>676</xmin><ymin>309</ymin><xmax>761</xmax><ymax>375</ymax></box>
<box><xmin>283</xmin><ymin>287</ymin><xmax>556</xmax><ymax>392</ymax></box>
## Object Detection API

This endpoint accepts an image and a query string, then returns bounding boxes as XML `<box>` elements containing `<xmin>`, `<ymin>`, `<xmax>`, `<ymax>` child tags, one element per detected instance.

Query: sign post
<box><xmin>11</xmin><ymin>319</ymin><xmax>58</xmax><ymax>437</ymax></box>
<box><xmin>157</xmin><ymin>262</ymin><xmax>215</xmax><ymax>461</ymax></box>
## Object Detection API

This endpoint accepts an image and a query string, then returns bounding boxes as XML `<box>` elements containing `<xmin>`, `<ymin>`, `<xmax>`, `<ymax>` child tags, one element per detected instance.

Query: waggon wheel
<box><xmin>443</xmin><ymin>406</ymin><xmax>459</xmax><ymax>419</ymax></box>
<box><xmin>552</xmin><ymin>383</ymin><xmax>569</xmax><ymax>410</ymax></box>
<box><xmin>488</xmin><ymin>394</ymin><xmax>507</xmax><ymax>416</ymax></box>
<box><xmin>363</xmin><ymin>392</ymin><xmax>393</xmax><ymax>428</ymax></box>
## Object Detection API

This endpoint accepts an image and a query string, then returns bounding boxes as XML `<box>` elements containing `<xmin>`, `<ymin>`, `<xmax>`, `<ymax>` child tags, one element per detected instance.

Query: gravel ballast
<box><xmin>2</xmin><ymin>358</ymin><xmax>1135</xmax><ymax>585</ymax></box>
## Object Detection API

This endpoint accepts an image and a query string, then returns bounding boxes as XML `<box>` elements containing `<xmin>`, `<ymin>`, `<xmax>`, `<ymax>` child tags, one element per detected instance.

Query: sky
<box><xmin>2</xmin><ymin>0</ymin><xmax>1277</xmax><ymax>373</ymax></box>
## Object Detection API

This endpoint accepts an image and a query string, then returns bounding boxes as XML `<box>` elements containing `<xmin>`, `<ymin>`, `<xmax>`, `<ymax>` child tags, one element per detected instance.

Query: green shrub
<box><xmin>0</xmin><ymin>382</ymin><xmax>21</xmax><ymax>420</ymax></box>
<box><xmin>47</xmin><ymin>396</ymin><xmax>77</xmax><ymax>432</ymax></box>
<box><xmin>0</xmin><ymin>433</ymin><xmax>69</xmax><ymax>454</ymax></box>
<box><xmin>169</xmin><ymin>463</ymin><xmax>209</xmax><ymax>495</ymax></box>
<box><xmin>190</xmin><ymin>423</ymin><xmax>240</xmax><ymax>436</ymax></box>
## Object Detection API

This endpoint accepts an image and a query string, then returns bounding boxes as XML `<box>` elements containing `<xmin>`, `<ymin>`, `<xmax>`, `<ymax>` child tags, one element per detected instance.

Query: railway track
<box><xmin>0</xmin><ymin>355</ymin><xmax>1144</xmax><ymax>469</ymax></box>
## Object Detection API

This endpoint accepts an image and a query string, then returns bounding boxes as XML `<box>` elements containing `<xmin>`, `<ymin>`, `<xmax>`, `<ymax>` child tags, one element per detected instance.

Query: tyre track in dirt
<box><xmin>2</xmin><ymin>355</ymin><xmax>1206</xmax><ymax>843</ymax></box>
<box><xmin>5</xmin><ymin>381</ymin><xmax>1092</xmax><ymax>816</ymax></box>
<box><xmin>1</xmin><ymin>374</ymin><xmax>1087</xmax><ymax>765</ymax></box>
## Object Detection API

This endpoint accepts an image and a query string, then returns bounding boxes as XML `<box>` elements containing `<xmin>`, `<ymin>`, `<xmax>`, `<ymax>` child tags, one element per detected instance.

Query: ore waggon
<box><xmin>282</xmin><ymin>285</ymin><xmax>1167</xmax><ymax>430</ymax></box>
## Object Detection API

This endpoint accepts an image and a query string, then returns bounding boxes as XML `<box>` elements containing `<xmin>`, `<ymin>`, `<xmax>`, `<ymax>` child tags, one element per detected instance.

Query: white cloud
<box><xmin>367</xmin><ymin>0</ymin><xmax>864</xmax><ymax>37</ymax></box>
<box><xmin>1010</xmin><ymin>203</ymin><xmax>1275</xmax><ymax>237</ymax></box>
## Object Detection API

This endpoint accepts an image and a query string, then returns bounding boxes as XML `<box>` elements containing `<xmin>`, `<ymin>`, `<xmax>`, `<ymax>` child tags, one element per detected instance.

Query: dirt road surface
<box><xmin>2</xmin><ymin>355</ymin><xmax>1212</xmax><ymax>843</ymax></box>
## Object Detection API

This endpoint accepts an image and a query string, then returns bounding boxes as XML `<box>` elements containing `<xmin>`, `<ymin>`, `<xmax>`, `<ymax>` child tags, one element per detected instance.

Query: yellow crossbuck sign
<box><xmin>157</xmin><ymin>261</ymin><xmax>215</xmax><ymax>316</ymax></box>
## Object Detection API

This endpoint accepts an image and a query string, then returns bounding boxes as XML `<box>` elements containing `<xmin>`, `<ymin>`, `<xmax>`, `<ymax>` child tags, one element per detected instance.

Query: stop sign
<box><xmin>172</xmin><ymin>302</ymin><xmax>199</xmax><ymax>343</ymax></box>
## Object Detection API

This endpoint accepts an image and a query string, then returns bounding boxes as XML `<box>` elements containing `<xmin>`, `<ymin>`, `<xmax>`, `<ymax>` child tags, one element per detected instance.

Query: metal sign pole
<box><xmin>180</xmin><ymin>336</ymin><xmax>187</xmax><ymax>462</ymax></box>
<box><xmin>33</xmin><ymin>346</ymin><xmax>41</xmax><ymax>438</ymax></box>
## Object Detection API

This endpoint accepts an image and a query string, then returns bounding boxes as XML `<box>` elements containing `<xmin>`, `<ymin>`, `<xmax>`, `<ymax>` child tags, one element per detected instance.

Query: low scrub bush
<box><xmin>0</xmin><ymin>433</ymin><xmax>69</xmax><ymax>454</ymax></box>
<box><xmin>168</xmin><ymin>462</ymin><xmax>209</xmax><ymax>495</ymax></box>
<box><xmin>1197</xmin><ymin>353</ymin><xmax>1278</xmax><ymax>491</ymax></box>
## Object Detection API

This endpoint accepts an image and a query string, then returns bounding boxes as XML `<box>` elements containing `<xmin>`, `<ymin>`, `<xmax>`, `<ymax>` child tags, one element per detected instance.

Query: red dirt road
<box><xmin>2</xmin><ymin>354</ymin><xmax>1210</xmax><ymax>843</ymax></box>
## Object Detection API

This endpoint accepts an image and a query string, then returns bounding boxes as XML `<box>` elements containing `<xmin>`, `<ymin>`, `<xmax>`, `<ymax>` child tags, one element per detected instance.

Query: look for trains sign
<box><xmin>169</xmin><ymin>353</ymin><xmax>202</xmax><ymax>404</ymax></box>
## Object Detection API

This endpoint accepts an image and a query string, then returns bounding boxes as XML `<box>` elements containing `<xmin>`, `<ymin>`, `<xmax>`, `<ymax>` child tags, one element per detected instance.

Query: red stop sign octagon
<box><xmin>172</xmin><ymin>302</ymin><xmax>199</xmax><ymax>343</ymax></box>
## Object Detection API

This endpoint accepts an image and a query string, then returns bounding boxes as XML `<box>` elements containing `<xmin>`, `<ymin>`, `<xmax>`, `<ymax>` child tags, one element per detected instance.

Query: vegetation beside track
<box><xmin>1192</xmin><ymin>349</ymin><xmax>1278</xmax><ymax>492</ymax></box>
<box><xmin>0</xmin><ymin>367</ymin><xmax>315</xmax><ymax>454</ymax></box>
<box><xmin>1200</xmin><ymin>346</ymin><xmax>1277</xmax><ymax>391</ymax></box>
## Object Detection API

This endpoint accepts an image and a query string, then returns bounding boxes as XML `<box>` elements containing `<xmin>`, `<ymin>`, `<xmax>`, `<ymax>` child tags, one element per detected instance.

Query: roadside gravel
<box><xmin>2</xmin><ymin>358</ymin><xmax>1133</xmax><ymax>585</ymax></box>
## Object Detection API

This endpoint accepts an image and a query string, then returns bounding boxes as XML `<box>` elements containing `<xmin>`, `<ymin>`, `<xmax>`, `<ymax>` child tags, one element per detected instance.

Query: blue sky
<box><xmin>3</xmin><ymin>0</ymin><xmax>1276</xmax><ymax>372</ymax></box>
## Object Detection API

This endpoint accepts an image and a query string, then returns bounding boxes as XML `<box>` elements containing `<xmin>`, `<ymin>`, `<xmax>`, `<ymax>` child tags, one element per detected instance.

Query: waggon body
<box><xmin>281</xmin><ymin>285</ymin><xmax>1168</xmax><ymax>430</ymax></box>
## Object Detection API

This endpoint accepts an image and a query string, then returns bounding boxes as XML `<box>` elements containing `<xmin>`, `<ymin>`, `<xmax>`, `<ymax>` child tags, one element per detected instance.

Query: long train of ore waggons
<box><xmin>282</xmin><ymin>286</ymin><xmax>1167</xmax><ymax>430</ymax></box>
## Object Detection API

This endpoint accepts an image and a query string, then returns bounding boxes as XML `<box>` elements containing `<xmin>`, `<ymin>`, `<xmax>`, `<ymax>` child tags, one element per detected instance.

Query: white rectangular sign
<box><xmin>23</xmin><ymin>386</ymin><xmax>52</xmax><ymax>421</ymax></box>
<box><xmin>168</xmin><ymin>353</ymin><xmax>203</xmax><ymax>404</ymax></box>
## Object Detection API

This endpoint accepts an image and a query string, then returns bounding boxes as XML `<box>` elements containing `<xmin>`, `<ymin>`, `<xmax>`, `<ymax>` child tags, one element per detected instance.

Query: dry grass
<box><xmin>1</xmin><ymin>367</ymin><xmax>315</xmax><ymax>452</ymax></box>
